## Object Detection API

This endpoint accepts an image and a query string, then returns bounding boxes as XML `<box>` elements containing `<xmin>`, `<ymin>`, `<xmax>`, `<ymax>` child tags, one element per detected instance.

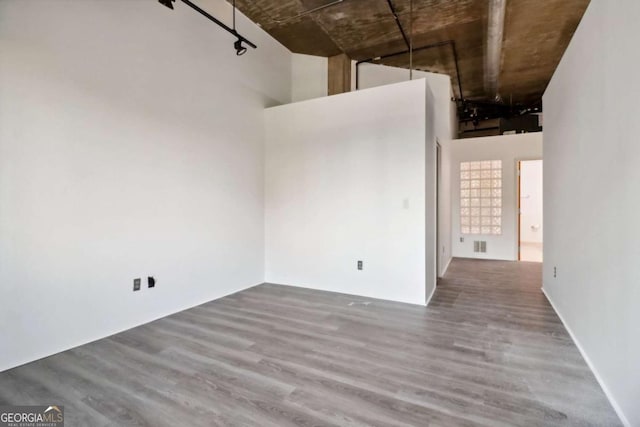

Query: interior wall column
<box><xmin>328</xmin><ymin>53</ymin><xmax>351</xmax><ymax>95</ymax></box>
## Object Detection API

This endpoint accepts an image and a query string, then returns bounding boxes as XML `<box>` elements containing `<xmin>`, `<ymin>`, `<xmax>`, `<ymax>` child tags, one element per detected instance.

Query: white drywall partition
<box><xmin>357</xmin><ymin>63</ymin><xmax>458</xmax><ymax>141</ymax></box>
<box><xmin>424</xmin><ymin>87</ymin><xmax>438</xmax><ymax>301</ymax></box>
<box><xmin>437</xmin><ymin>141</ymin><xmax>453</xmax><ymax>276</ymax></box>
<box><xmin>450</xmin><ymin>133</ymin><xmax>542</xmax><ymax>261</ymax></box>
<box><xmin>543</xmin><ymin>1</ymin><xmax>639</xmax><ymax>425</ymax></box>
<box><xmin>292</xmin><ymin>54</ymin><xmax>328</xmax><ymax>102</ymax></box>
<box><xmin>0</xmin><ymin>0</ymin><xmax>291</xmax><ymax>372</ymax></box>
<box><xmin>265</xmin><ymin>79</ymin><xmax>435</xmax><ymax>305</ymax></box>
<box><xmin>357</xmin><ymin>62</ymin><xmax>416</xmax><ymax>89</ymax></box>
<box><xmin>519</xmin><ymin>160</ymin><xmax>543</xmax><ymax>244</ymax></box>
<box><xmin>356</xmin><ymin>63</ymin><xmax>458</xmax><ymax>277</ymax></box>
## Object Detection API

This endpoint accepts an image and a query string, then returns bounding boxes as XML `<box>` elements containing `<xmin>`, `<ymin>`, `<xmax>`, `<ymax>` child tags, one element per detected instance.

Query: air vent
<box><xmin>474</xmin><ymin>241</ymin><xmax>487</xmax><ymax>253</ymax></box>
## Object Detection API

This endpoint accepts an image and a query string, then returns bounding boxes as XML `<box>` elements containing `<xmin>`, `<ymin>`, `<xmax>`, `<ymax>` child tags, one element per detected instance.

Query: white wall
<box><xmin>519</xmin><ymin>160</ymin><xmax>543</xmax><ymax>243</ymax></box>
<box><xmin>355</xmin><ymin>63</ymin><xmax>458</xmax><ymax>277</ymax></box>
<box><xmin>356</xmin><ymin>62</ymin><xmax>414</xmax><ymax>89</ymax></box>
<box><xmin>310</xmin><ymin>60</ymin><xmax>460</xmax><ymax>279</ymax></box>
<box><xmin>424</xmin><ymin>87</ymin><xmax>438</xmax><ymax>299</ymax></box>
<box><xmin>292</xmin><ymin>53</ymin><xmax>328</xmax><ymax>102</ymax></box>
<box><xmin>357</xmin><ymin>63</ymin><xmax>457</xmax><ymax>141</ymax></box>
<box><xmin>357</xmin><ymin>63</ymin><xmax>436</xmax><ymax>90</ymax></box>
<box><xmin>265</xmin><ymin>79</ymin><xmax>436</xmax><ymax>305</ymax></box>
<box><xmin>437</xmin><ymin>141</ymin><xmax>453</xmax><ymax>276</ymax></box>
<box><xmin>543</xmin><ymin>1</ymin><xmax>640</xmax><ymax>425</ymax></box>
<box><xmin>450</xmin><ymin>133</ymin><xmax>542</xmax><ymax>260</ymax></box>
<box><xmin>0</xmin><ymin>0</ymin><xmax>291</xmax><ymax>372</ymax></box>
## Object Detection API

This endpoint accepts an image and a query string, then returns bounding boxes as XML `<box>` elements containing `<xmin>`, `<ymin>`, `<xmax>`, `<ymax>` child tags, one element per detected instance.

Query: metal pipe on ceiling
<box><xmin>409</xmin><ymin>0</ymin><xmax>413</xmax><ymax>80</ymax></box>
<box><xmin>355</xmin><ymin>40</ymin><xmax>464</xmax><ymax>101</ymax></box>
<box><xmin>269</xmin><ymin>0</ymin><xmax>344</xmax><ymax>25</ymax></box>
<box><xmin>450</xmin><ymin>41</ymin><xmax>463</xmax><ymax>100</ymax></box>
<box><xmin>386</xmin><ymin>0</ymin><xmax>411</xmax><ymax>51</ymax></box>
<box><xmin>485</xmin><ymin>0</ymin><xmax>507</xmax><ymax>101</ymax></box>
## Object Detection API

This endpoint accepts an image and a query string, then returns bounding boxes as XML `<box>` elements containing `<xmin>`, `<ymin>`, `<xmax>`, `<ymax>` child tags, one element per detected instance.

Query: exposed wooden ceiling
<box><xmin>231</xmin><ymin>0</ymin><xmax>590</xmax><ymax>104</ymax></box>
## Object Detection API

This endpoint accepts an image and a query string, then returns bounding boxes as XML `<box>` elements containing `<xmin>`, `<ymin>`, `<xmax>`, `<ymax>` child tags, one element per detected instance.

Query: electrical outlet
<box><xmin>133</xmin><ymin>278</ymin><xmax>141</xmax><ymax>291</ymax></box>
<box><xmin>148</xmin><ymin>276</ymin><xmax>156</xmax><ymax>288</ymax></box>
<box><xmin>357</xmin><ymin>260</ymin><xmax>363</xmax><ymax>270</ymax></box>
<box><xmin>553</xmin><ymin>267</ymin><xmax>557</xmax><ymax>278</ymax></box>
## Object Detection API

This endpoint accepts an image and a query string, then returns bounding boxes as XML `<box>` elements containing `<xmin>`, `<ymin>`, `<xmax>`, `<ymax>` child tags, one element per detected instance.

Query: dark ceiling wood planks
<box><xmin>231</xmin><ymin>0</ymin><xmax>590</xmax><ymax>104</ymax></box>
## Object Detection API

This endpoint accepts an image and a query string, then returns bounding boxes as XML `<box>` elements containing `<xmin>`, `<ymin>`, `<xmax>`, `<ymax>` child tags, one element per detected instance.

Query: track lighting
<box><xmin>158</xmin><ymin>0</ymin><xmax>257</xmax><ymax>55</ymax></box>
<box><xmin>234</xmin><ymin>39</ymin><xmax>247</xmax><ymax>56</ymax></box>
<box><xmin>158</xmin><ymin>0</ymin><xmax>175</xmax><ymax>9</ymax></box>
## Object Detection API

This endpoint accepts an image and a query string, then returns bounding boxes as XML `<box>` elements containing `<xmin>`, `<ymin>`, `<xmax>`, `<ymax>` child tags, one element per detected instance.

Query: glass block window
<box><xmin>460</xmin><ymin>160</ymin><xmax>502</xmax><ymax>235</ymax></box>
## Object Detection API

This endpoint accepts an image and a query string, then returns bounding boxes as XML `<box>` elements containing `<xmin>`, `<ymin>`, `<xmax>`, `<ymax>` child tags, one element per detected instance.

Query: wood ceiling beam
<box><xmin>328</xmin><ymin>53</ymin><xmax>352</xmax><ymax>95</ymax></box>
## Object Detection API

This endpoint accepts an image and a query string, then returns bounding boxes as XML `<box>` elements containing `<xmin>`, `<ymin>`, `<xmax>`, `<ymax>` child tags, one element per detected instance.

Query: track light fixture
<box><xmin>234</xmin><ymin>39</ymin><xmax>247</xmax><ymax>56</ymax></box>
<box><xmin>158</xmin><ymin>0</ymin><xmax>175</xmax><ymax>9</ymax></box>
<box><xmin>158</xmin><ymin>0</ymin><xmax>257</xmax><ymax>55</ymax></box>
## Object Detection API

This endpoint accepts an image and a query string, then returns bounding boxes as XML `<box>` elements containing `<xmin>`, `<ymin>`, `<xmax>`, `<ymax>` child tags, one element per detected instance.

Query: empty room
<box><xmin>0</xmin><ymin>0</ymin><xmax>638</xmax><ymax>426</ymax></box>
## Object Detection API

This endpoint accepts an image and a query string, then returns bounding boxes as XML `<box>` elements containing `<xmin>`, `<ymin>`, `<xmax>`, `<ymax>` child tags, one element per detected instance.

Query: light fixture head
<box><xmin>159</xmin><ymin>0</ymin><xmax>175</xmax><ymax>10</ymax></box>
<box><xmin>234</xmin><ymin>39</ymin><xmax>247</xmax><ymax>56</ymax></box>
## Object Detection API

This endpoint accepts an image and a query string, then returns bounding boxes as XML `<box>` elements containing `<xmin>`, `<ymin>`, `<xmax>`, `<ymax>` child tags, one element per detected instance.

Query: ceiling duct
<box><xmin>485</xmin><ymin>0</ymin><xmax>506</xmax><ymax>101</ymax></box>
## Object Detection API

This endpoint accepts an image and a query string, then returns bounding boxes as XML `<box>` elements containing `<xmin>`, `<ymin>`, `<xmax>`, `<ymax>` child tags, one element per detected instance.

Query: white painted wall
<box><xmin>357</xmin><ymin>63</ymin><xmax>457</xmax><ymax>140</ymax></box>
<box><xmin>292</xmin><ymin>53</ymin><xmax>328</xmax><ymax>102</ymax></box>
<box><xmin>0</xmin><ymin>0</ymin><xmax>291</xmax><ymax>372</ymax></box>
<box><xmin>437</xmin><ymin>141</ymin><xmax>453</xmax><ymax>276</ymax></box>
<box><xmin>543</xmin><ymin>1</ymin><xmax>640</xmax><ymax>425</ymax></box>
<box><xmin>424</xmin><ymin>87</ymin><xmax>438</xmax><ymax>300</ymax></box>
<box><xmin>519</xmin><ymin>160</ymin><xmax>543</xmax><ymax>243</ymax></box>
<box><xmin>450</xmin><ymin>133</ymin><xmax>542</xmax><ymax>260</ymax></box>
<box><xmin>357</xmin><ymin>63</ymin><xmax>435</xmax><ymax>90</ymax></box>
<box><xmin>265</xmin><ymin>79</ymin><xmax>436</xmax><ymax>305</ymax></box>
<box><xmin>356</xmin><ymin>62</ymin><xmax>413</xmax><ymax>89</ymax></box>
<box><xmin>355</xmin><ymin>63</ymin><xmax>458</xmax><ymax>277</ymax></box>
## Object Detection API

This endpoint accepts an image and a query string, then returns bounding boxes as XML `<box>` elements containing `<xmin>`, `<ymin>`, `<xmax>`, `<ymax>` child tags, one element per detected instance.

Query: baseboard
<box><xmin>541</xmin><ymin>287</ymin><xmax>631</xmax><ymax>427</ymax></box>
<box><xmin>265</xmin><ymin>281</ymin><xmax>427</xmax><ymax>307</ymax></box>
<box><xmin>439</xmin><ymin>256</ymin><xmax>452</xmax><ymax>278</ymax></box>
<box><xmin>0</xmin><ymin>281</ymin><xmax>264</xmax><ymax>374</ymax></box>
<box><xmin>425</xmin><ymin>282</ymin><xmax>437</xmax><ymax>306</ymax></box>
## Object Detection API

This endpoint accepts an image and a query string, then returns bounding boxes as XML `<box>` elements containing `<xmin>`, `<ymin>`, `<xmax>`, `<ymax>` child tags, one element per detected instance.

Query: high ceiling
<box><xmin>231</xmin><ymin>0</ymin><xmax>590</xmax><ymax>105</ymax></box>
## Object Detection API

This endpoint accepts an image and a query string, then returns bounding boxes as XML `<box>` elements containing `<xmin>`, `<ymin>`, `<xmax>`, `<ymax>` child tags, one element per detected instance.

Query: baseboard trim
<box><xmin>264</xmin><ymin>281</ymin><xmax>427</xmax><ymax>307</ymax></box>
<box><xmin>424</xmin><ymin>286</ymin><xmax>438</xmax><ymax>307</ymax></box>
<box><xmin>425</xmin><ymin>282</ymin><xmax>437</xmax><ymax>306</ymax></box>
<box><xmin>439</xmin><ymin>256</ymin><xmax>452</xmax><ymax>278</ymax></box>
<box><xmin>541</xmin><ymin>287</ymin><xmax>630</xmax><ymax>427</ymax></box>
<box><xmin>0</xmin><ymin>281</ymin><xmax>264</xmax><ymax>374</ymax></box>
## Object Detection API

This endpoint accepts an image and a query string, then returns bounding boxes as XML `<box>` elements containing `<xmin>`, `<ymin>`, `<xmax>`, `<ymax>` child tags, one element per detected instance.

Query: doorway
<box><xmin>518</xmin><ymin>160</ymin><xmax>543</xmax><ymax>262</ymax></box>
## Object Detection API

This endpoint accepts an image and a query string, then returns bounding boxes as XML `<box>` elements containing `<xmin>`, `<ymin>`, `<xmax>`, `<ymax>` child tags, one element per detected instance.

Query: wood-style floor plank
<box><xmin>0</xmin><ymin>258</ymin><xmax>622</xmax><ymax>426</ymax></box>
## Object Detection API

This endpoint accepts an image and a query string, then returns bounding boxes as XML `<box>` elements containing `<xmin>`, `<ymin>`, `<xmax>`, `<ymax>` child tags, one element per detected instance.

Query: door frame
<box><xmin>436</xmin><ymin>141</ymin><xmax>441</xmax><ymax>281</ymax></box>
<box><xmin>515</xmin><ymin>158</ymin><xmax>543</xmax><ymax>261</ymax></box>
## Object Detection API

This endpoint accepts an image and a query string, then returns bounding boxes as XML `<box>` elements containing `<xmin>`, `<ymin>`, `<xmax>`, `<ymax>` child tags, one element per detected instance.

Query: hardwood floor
<box><xmin>0</xmin><ymin>259</ymin><xmax>621</xmax><ymax>426</ymax></box>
